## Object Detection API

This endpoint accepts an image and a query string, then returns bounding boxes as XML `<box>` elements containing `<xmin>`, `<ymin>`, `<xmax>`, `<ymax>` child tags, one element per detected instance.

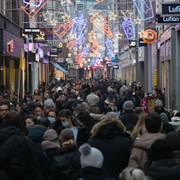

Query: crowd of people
<box><xmin>0</xmin><ymin>78</ymin><xmax>180</xmax><ymax>180</ymax></box>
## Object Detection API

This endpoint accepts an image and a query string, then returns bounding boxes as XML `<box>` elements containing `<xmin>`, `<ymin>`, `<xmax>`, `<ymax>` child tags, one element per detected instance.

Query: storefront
<box><xmin>0</xmin><ymin>27</ymin><xmax>24</xmax><ymax>100</ymax></box>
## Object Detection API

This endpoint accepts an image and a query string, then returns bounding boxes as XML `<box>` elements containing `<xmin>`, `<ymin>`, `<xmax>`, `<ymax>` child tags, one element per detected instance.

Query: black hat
<box><xmin>150</xmin><ymin>139</ymin><xmax>173</xmax><ymax>161</ymax></box>
<box><xmin>38</xmin><ymin>117</ymin><xmax>50</xmax><ymax>128</ymax></box>
<box><xmin>48</xmin><ymin>90</ymin><xmax>54</xmax><ymax>94</ymax></box>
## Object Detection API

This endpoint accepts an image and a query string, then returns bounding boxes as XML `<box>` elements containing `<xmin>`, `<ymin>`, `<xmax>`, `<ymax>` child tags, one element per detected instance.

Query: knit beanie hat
<box><xmin>160</xmin><ymin>113</ymin><xmax>168</xmax><ymax>123</ymax></box>
<box><xmin>123</xmin><ymin>101</ymin><xmax>134</xmax><ymax>111</ymax></box>
<box><xmin>79</xmin><ymin>143</ymin><xmax>104</xmax><ymax>169</ymax></box>
<box><xmin>150</xmin><ymin>139</ymin><xmax>173</xmax><ymax>161</ymax></box>
<box><xmin>42</xmin><ymin>129</ymin><xmax>60</xmax><ymax>149</ymax></box>
<box><xmin>44</xmin><ymin>99</ymin><xmax>55</xmax><ymax>110</ymax></box>
<box><xmin>155</xmin><ymin>100</ymin><xmax>163</xmax><ymax>107</ymax></box>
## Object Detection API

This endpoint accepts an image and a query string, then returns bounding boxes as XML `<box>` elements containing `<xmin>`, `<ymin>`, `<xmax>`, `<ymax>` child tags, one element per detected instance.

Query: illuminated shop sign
<box><xmin>162</xmin><ymin>3</ymin><xmax>180</xmax><ymax>15</ymax></box>
<box><xmin>7</xmin><ymin>40</ymin><xmax>14</xmax><ymax>53</ymax></box>
<box><xmin>129</xmin><ymin>40</ymin><xmax>137</xmax><ymax>47</ymax></box>
<box><xmin>157</xmin><ymin>16</ymin><xmax>180</xmax><ymax>24</ymax></box>
<box><xmin>142</xmin><ymin>29</ymin><xmax>157</xmax><ymax>44</ymax></box>
<box><xmin>23</xmin><ymin>28</ymin><xmax>40</xmax><ymax>34</ymax></box>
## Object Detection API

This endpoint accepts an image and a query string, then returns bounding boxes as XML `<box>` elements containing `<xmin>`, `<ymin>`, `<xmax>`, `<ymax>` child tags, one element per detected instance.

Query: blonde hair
<box><xmin>131</xmin><ymin>114</ymin><xmax>148</xmax><ymax>141</ymax></box>
<box><xmin>119</xmin><ymin>167</ymin><xmax>147</xmax><ymax>180</ymax></box>
<box><xmin>59</xmin><ymin>128</ymin><xmax>75</xmax><ymax>146</ymax></box>
<box><xmin>91</xmin><ymin>106</ymin><xmax>100</xmax><ymax>114</ymax></box>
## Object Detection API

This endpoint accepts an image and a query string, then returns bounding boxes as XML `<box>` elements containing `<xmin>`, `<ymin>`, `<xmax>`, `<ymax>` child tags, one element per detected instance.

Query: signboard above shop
<box><xmin>162</xmin><ymin>3</ymin><xmax>180</xmax><ymax>15</ymax></box>
<box><xmin>23</xmin><ymin>28</ymin><xmax>40</xmax><ymax>34</ymax></box>
<box><xmin>113</xmin><ymin>65</ymin><xmax>119</xmax><ymax>69</ymax></box>
<box><xmin>129</xmin><ymin>40</ymin><xmax>137</xmax><ymax>48</ymax></box>
<box><xmin>156</xmin><ymin>14</ymin><xmax>180</xmax><ymax>25</ymax></box>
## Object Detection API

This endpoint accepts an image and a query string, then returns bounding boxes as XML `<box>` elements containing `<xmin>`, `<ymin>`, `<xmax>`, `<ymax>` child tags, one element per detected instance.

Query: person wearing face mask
<box><xmin>58</xmin><ymin>109</ymin><xmax>88</xmax><ymax>147</ymax></box>
<box><xmin>140</xmin><ymin>93</ymin><xmax>150</xmax><ymax>114</ymax></box>
<box><xmin>21</xmin><ymin>115</ymin><xmax>38</xmax><ymax>136</ymax></box>
<box><xmin>33</xmin><ymin>104</ymin><xmax>43</xmax><ymax>119</ymax></box>
<box><xmin>46</xmin><ymin>109</ymin><xmax>61</xmax><ymax>131</ymax></box>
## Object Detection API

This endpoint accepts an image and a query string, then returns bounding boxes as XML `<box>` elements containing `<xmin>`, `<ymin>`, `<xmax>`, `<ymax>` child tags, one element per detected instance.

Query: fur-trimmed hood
<box><xmin>91</xmin><ymin>118</ymin><xmax>125</xmax><ymax>138</ymax></box>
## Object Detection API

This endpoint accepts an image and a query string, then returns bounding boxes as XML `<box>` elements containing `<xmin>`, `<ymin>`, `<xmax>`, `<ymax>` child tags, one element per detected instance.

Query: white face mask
<box><xmin>37</xmin><ymin>116</ymin><xmax>41</xmax><ymax>120</ymax></box>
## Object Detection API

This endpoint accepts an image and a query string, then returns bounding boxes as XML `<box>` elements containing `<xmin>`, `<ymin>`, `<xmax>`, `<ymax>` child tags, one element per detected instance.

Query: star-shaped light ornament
<box><xmin>100</xmin><ymin>58</ymin><xmax>103</xmax><ymax>61</ymax></box>
<box><xmin>67</xmin><ymin>53</ymin><xmax>71</xmax><ymax>57</ymax></box>
<box><xmin>36</xmin><ymin>32</ymin><xmax>45</xmax><ymax>40</ymax></box>
<box><xmin>64</xmin><ymin>38</ymin><xmax>68</xmax><ymax>43</ymax></box>
<box><xmin>88</xmin><ymin>59</ymin><xmax>90</xmax><ymax>61</ymax></box>
<box><xmin>82</xmin><ymin>58</ymin><xmax>85</xmax><ymax>61</ymax></box>
<box><xmin>121</xmin><ymin>10</ymin><xmax>133</xmax><ymax>20</ymax></box>
<box><xmin>97</xmin><ymin>34</ymin><xmax>102</xmax><ymax>38</ymax></box>
<box><xmin>90</xmin><ymin>53</ymin><xmax>93</xmax><ymax>57</ymax></box>
<box><xmin>51</xmin><ymin>19</ymin><xmax>58</xmax><ymax>26</ymax></box>
<box><xmin>62</xmin><ymin>13</ymin><xmax>70</xmax><ymax>22</ymax></box>
<box><xmin>116</xmin><ymin>32</ymin><xmax>123</xmax><ymax>39</ymax></box>
<box><xmin>61</xmin><ymin>0</ymin><xmax>71</xmax><ymax>5</ymax></box>
<box><xmin>74</xmin><ymin>47</ymin><xmax>78</xmax><ymax>51</ymax></box>
<box><xmin>42</xmin><ymin>10</ymin><xmax>53</xmax><ymax>21</ymax></box>
<box><xmin>113</xmin><ymin>43</ymin><xmax>117</xmax><ymax>48</ymax></box>
<box><xmin>114</xmin><ymin>49</ymin><xmax>118</xmax><ymax>53</ymax></box>
<box><xmin>93</xmin><ymin>54</ymin><xmax>96</xmax><ymax>57</ymax></box>
<box><xmin>58</xmin><ymin>43</ymin><xmax>63</xmax><ymax>48</ymax></box>
<box><xmin>86</xmin><ymin>43</ymin><xmax>91</xmax><ymax>48</ymax></box>
<box><xmin>79</xmin><ymin>46</ymin><xmax>83</xmax><ymax>49</ymax></box>
<box><xmin>112</xmin><ymin>38</ymin><xmax>116</xmax><ymax>42</ymax></box>
<box><xmin>72</xmin><ymin>34</ymin><xmax>77</xmax><ymax>39</ymax></box>
<box><xmin>74</xmin><ymin>52</ymin><xmax>77</xmax><ymax>55</ymax></box>
<box><xmin>109</xmin><ymin>12</ymin><xmax>117</xmax><ymax>20</ymax></box>
<box><xmin>101</xmin><ymin>46</ymin><xmax>106</xmax><ymax>50</ymax></box>
<box><xmin>138</xmin><ymin>30</ymin><xmax>144</xmax><ymax>38</ymax></box>
<box><xmin>135</xmin><ymin>17</ymin><xmax>141</xmax><ymax>24</ymax></box>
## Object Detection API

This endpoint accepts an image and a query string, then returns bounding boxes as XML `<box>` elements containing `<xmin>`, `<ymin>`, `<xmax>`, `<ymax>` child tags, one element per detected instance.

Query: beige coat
<box><xmin>128</xmin><ymin>133</ymin><xmax>166</xmax><ymax>173</ymax></box>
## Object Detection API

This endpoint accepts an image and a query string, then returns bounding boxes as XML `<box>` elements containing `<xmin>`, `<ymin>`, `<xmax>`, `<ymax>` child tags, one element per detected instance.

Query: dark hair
<box><xmin>15</xmin><ymin>102</ymin><xmax>22</xmax><ymax>107</ymax></box>
<box><xmin>4</xmin><ymin>111</ymin><xmax>21</xmax><ymax>127</ymax></box>
<box><xmin>33</xmin><ymin>104</ymin><xmax>43</xmax><ymax>111</ymax></box>
<box><xmin>27</xmin><ymin>95</ymin><xmax>32</xmax><ymax>99</ymax></box>
<box><xmin>145</xmin><ymin>112</ymin><xmax>161</xmax><ymax>133</ymax></box>
<box><xmin>21</xmin><ymin>115</ymin><xmax>38</xmax><ymax>135</ymax></box>
<box><xmin>0</xmin><ymin>101</ymin><xmax>10</xmax><ymax>110</ymax></box>
<box><xmin>0</xmin><ymin>135</ymin><xmax>40</xmax><ymax>178</ymax></box>
<box><xmin>38</xmin><ymin>117</ymin><xmax>50</xmax><ymax>128</ymax></box>
<box><xmin>135</xmin><ymin>107</ymin><xmax>143</xmax><ymax>115</ymax></box>
<box><xmin>56</xmin><ymin>98</ymin><xmax>64</xmax><ymax>110</ymax></box>
<box><xmin>58</xmin><ymin>109</ymin><xmax>83</xmax><ymax>128</ymax></box>
<box><xmin>166</xmin><ymin>132</ymin><xmax>180</xmax><ymax>151</ymax></box>
<box><xmin>22</xmin><ymin>101</ymin><xmax>27</xmax><ymax>105</ymax></box>
<box><xmin>46</xmin><ymin>109</ymin><xmax>59</xmax><ymax>119</ymax></box>
<box><xmin>91</xmin><ymin>88</ymin><xmax>96</xmax><ymax>93</ymax></box>
<box><xmin>150</xmin><ymin>139</ymin><xmax>173</xmax><ymax>161</ymax></box>
<box><xmin>104</xmin><ymin>107</ymin><xmax>112</xmax><ymax>114</ymax></box>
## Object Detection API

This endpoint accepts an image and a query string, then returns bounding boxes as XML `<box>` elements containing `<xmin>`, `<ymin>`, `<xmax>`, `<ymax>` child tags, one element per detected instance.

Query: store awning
<box><xmin>51</xmin><ymin>62</ymin><xmax>69</xmax><ymax>75</ymax></box>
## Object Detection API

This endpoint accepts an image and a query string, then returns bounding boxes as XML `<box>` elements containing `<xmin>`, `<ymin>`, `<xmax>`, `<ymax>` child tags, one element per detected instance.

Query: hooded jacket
<box><xmin>76</xmin><ymin>113</ymin><xmax>97</xmax><ymax>138</ymax></box>
<box><xmin>88</xmin><ymin>118</ymin><xmax>131</xmax><ymax>179</ymax></box>
<box><xmin>147</xmin><ymin>158</ymin><xmax>180</xmax><ymax>180</ymax></box>
<box><xmin>86</xmin><ymin>93</ymin><xmax>100</xmax><ymax>107</ymax></box>
<box><xmin>27</xmin><ymin>125</ymin><xmax>47</xmax><ymax>151</ymax></box>
<box><xmin>90</xmin><ymin>113</ymin><xmax>102</xmax><ymax>121</ymax></box>
<box><xmin>128</xmin><ymin>133</ymin><xmax>166</xmax><ymax>173</ymax></box>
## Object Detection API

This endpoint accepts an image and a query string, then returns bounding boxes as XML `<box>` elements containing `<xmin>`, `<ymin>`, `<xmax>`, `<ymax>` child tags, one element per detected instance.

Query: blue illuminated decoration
<box><xmin>83</xmin><ymin>47</ymin><xmax>90</xmax><ymax>57</ymax></box>
<box><xmin>76</xmin><ymin>35</ymin><xmax>85</xmax><ymax>47</ymax></box>
<box><xmin>122</xmin><ymin>19</ymin><xmax>135</xmax><ymax>40</ymax></box>
<box><xmin>23</xmin><ymin>0</ymin><xmax>42</xmax><ymax>7</ymax></box>
<box><xmin>70</xmin><ymin>13</ymin><xmax>87</xmax><ymax>41</ymax></box>
<box><xmin>133</xmin><ymin>0</ymin><xmax>154</xmax><ymax>21</ymax></box>
<box><xmin>96</xmin><ymin>55</ymin><xmax>102</xmax><ymax>65</ymax></box>
<box><xmin>90</xmin><ymin>59</ymin><xmax>95</xmax><ymax>67</ymax></box>
<box><xmin>105</xmin><ymin>38</ymin><xmax>114</xmax><ymax>59</ymax></box>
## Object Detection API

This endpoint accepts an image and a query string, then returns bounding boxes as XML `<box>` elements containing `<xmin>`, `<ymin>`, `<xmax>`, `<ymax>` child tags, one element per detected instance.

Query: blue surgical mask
<box><xmin>62</xmin><ymin>121</ymin><xmax>70</xmax><ymax>128</ymax></box>
<box><xmin>48</xmin><ymin>117</ymin><xmax>56</xmax><ymax>124</ymax></box>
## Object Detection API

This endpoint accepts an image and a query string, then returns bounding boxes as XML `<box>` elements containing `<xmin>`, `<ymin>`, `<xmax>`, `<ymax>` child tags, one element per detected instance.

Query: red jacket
<box><xmin>141</xmin><ymin>97</ymin><xmax>150</xmax><ymax>114</ymax></box>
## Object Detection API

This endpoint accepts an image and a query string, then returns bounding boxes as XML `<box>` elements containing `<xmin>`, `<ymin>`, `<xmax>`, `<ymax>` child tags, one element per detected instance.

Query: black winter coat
<box><xmin>50</xmin><ymin>146</ymin><xmax>81</xmax><ymax>180</ymax></box>
<box><xmin>81</xmin><ymin>167</ymin><xmax>116</xmax><ymax>180</ymax></box>
<box><xmin>120</xmin><ymin>110</ymin><xmax>139</xmax><ymax>128</ymax></box>
<box><xmin>0</xmin><ymin>125</ymin><xmax>43</xmax><ymax>180</ymax></box>
<box><xmin>88</xmin><ymin>123</ymin><xmax>131</xmax><ymax>179</ymax></box>
<box><xmin>76</xmin><ymin>113</ymin><xmax>97</xmax><ymax>137</ymax></box>
<box><xmin>147</xmin><ymin>158</ymin><xmax>180</xmax><ymax>180</ymax></box>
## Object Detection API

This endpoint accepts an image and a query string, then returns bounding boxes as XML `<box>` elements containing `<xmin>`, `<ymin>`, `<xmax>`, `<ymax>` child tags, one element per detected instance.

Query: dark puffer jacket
<box><xmin>147</xmin><ymin>158</ymin><xmax>180</xmax><ymax>180</ymax></box>
<box><xmin>76</xmin><ymin>113</ymin><xmax>97</xmax><ymax>137</ymax></box>
<box><xmin>81</xmin><ymin>167</ymin><xmax>116</xmax><ymax>180</ymax></box>
<box><xmin>88</xmin><ymin>119</ymin><xmax>131</xmax><ymax>179</ymax></box>
<box><xmin>50</xmin><ymin>145</ymin><xmax>81</xmax><ymax>180</ymax></box>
